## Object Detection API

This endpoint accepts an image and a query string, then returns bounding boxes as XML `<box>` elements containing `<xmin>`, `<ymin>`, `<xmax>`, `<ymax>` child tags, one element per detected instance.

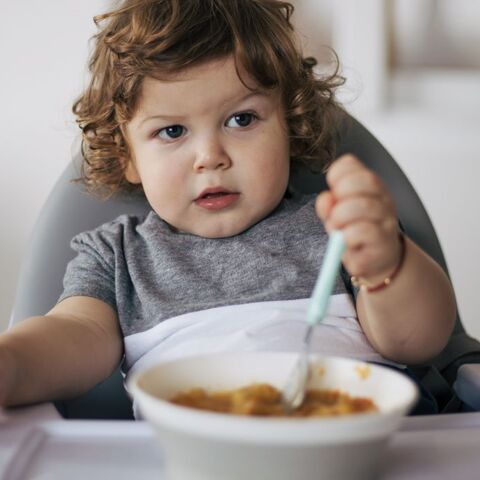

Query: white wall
<box><xmin>0</xmin><ymin>1</ymin><xmax>109</xmax><ymax>330</ymax></box>
<box><xmin>1</xmin><ymin>1</ymin><xmax>479</xmax><ymax>341</ymax></box>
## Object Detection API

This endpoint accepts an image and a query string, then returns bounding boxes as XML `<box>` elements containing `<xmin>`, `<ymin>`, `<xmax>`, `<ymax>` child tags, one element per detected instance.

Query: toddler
<box><xmin>0</xmin><ymin>0</ymin><xmax>456</xmax><ymax>416</ymax></box>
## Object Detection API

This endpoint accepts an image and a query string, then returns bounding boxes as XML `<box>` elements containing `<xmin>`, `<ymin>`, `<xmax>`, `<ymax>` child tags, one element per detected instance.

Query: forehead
<box><xmin>133</xmin><ymin>56</ymin><xmax>270</xmax><ymax>119</ymax></box>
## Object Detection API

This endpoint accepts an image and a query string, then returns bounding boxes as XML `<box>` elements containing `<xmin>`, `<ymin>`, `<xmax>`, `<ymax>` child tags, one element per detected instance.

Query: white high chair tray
<box><xmin>1</xmin><ymin>421</ymin><xmax>165</xmax><ymax>480</ymax></box>
<box><xmin>2</xmin><ymin>412</ymin><xmax>480</xmax><ymax>480</ymax></box>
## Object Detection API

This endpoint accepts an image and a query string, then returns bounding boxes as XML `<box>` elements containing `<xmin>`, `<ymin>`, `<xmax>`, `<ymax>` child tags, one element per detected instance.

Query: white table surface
<box><xmin>2</xmin><ymin>404</ymin><xmax>480</xmax><ymax>480</ymax></box>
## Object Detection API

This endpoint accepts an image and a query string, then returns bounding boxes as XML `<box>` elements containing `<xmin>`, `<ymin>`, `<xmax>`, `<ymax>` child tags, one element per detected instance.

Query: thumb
<box><xmin>315</xmin><ymin>190</ymin><xmax>335</xmax><ymax>224</ymax></box>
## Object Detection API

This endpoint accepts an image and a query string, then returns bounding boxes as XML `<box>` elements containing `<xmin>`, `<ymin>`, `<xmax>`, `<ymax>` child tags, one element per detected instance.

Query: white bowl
<box><xmin>128</xmin><ymin>353</ymin><xmax>419</xmax><ymax>480</ymax></box>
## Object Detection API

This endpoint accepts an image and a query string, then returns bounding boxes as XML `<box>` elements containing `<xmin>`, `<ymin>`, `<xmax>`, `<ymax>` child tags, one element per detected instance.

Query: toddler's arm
<box><xmin>316</xmin><ymin>154</ymin><xmax>456</xmax><ymax>364</ymax></box>
<box><xmin>0</xmin><ymin>296</ymin><xmax>123</xmax><ymax>408</ymax></box>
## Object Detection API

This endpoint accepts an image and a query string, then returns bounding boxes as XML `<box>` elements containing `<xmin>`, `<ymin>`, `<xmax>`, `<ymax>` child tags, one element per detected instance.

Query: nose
<box><xmin>193</xmin><ymin>136</ymin><xmax>232</xmax><ymax>172</ymax></box>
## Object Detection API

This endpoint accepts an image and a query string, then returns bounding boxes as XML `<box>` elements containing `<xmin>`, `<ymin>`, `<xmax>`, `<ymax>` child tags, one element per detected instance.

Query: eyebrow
<box><xmin>137</xmin><ymin>90</ymin><xmax>270</xmax><ymax>127</ymax></box>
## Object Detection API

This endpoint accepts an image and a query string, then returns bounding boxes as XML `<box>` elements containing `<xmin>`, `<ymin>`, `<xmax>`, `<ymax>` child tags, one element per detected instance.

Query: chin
<box><xmin>197</xmin><ymin>228</ymin><xmax>244</xmax><ymax>239</ymax></box>
<box><xmin>195</xmin><ymin>221</ymin><xmax>252</xmax><ymax>239</ymax></box>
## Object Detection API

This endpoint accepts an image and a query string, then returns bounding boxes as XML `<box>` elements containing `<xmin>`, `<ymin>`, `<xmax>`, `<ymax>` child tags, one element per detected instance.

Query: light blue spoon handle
<box><xmin>306</xmin><ymin>230</ymin><xmax>346</xmax><ymax>327</ymax></box>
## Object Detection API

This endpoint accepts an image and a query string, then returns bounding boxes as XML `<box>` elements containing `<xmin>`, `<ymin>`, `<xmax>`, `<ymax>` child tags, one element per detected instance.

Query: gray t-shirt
<box><xmin>60</xmin><ymin>193</ymin><xmax>351</xmax><ymax>338</ymax></box>
<box><xmin>60</xmin><ymin>191</ymin><xmax>403</xmax><ymax>405</ymax></box>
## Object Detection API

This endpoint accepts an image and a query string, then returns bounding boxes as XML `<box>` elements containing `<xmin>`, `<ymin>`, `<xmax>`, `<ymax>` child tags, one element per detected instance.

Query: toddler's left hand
<box><xmin>316</xmin><ymin>154</ymin><xmax>403</xmax><ymax>285</ymax></box>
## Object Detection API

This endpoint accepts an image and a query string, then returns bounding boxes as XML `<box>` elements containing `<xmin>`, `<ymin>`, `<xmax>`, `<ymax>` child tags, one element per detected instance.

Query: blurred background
<box><xmin>1</xmin><ymin>0</ymin><xmax>479</xmax><ymax>337</ymax></box>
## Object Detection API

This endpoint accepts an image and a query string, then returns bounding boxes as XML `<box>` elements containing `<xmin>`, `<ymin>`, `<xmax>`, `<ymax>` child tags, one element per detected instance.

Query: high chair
<box><xmin>9</xmin><ymin>115</ymin><xmax>480</xmax><ymax>418</ymax></box>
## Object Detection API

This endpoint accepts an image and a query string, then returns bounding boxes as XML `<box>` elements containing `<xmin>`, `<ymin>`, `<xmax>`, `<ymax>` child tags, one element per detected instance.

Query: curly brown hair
<box><xmin>73</xmin><ymin>0</ymin><xmax>345</xmax><ymax>196</ymax></box>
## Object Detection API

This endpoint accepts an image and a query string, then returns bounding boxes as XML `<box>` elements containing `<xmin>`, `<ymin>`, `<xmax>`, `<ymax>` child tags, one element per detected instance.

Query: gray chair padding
<box><xmin>9</xmin><ymin>115</ymin><xmax>480</xmax><ymax>418</ymax></box>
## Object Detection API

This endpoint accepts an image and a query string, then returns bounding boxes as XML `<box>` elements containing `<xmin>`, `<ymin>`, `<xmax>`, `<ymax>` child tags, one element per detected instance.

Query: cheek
<box><xmin>257</xmin><ymin>127</ymin><xmax>290</xmax><ymax>175</ymax></box>
<box><xmin>243</xmin><ymin>138</ymin><xmax>290</xmax><ymax>195</ymax></box>
<box><xmin>137</xmin><ymin>143</ymin><xmax>183</xmax><ymax>179</ymax></box>
<box><xmin>138</xmin><ymin>156</ymin><xmax>186</xmax><ymax>201</ymax></box>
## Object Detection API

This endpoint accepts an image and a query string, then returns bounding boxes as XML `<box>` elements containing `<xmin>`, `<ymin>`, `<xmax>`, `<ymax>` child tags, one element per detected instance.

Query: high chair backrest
<box><xmin>9</xmin><ymin>115</ymin><xmax>479</xmax><ymax>418</ymax></box>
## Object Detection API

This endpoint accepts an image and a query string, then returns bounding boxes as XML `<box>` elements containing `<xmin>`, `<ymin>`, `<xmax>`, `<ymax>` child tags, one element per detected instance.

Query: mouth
<box><xmin>195</xmin><ymin>187</ymin><xmax>237</xmax><ymax>200</ymax></box>
<box><xmin>194</xmin><ymin>187</ymin><xmax>240</xmax><ymax>210</ymax></box>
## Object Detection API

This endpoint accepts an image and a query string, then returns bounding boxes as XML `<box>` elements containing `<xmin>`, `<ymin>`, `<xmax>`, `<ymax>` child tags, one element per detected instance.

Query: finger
<box><xmin>325</xmin><ymin>154</ymin><xmax>364</xmax><ymax>189</ymax></box>
<box><xmin>341</xmin><ymin>222</ymin><xmax>400</xmax><ymax>278</ymax></box>
<box><xmin>333</xmin><ymin>169</ymin><xmax>391</xmax><ymax>203</ymax></box>
<box><xmin>327</xmin><ymin>196</ymin><xmax>393</xmax><ymax>230</ymax></box>
<box><xmin>342</xmin><ymin>221</ymin><xmax>379</xmax><ymax>251</ymax></box>
<box><xmin>342</xmin><ymin>226</ymin><xmax>386</xmax><ymax>277</ymax></box>
<box><xmin>315</xmin><ymin>191</ymin><xmax>335</xmax><ymax>223</ymax></box>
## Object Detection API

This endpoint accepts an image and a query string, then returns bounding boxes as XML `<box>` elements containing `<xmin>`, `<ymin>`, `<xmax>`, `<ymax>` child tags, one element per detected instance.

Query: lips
<box><xmin>195</xmin><ymin>187</ymin><xmax>234</xmax><ymax>200</ymax></box>
<box><xmin>194</xmin><ymin>187</ymin><xmax>240</xmax><ymax>211</ymax></box>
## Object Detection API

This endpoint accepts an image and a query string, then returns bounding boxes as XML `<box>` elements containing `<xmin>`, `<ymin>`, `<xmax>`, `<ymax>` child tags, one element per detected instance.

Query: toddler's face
<box><xmin>125</xmin><ymin>56</ymin><xmax>290</xmax><ymax>238</ymax></box>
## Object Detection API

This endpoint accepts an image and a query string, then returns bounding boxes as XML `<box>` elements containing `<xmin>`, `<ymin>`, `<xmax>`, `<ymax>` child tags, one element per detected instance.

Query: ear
<box><xmin>125</xmin><ymin>160</ymin><xmax>142</xmax><ymax>184</ymax></box>
<box><xmin>120</xmin><ymin>125</ymin><xmax>142</xmax><ymax>184</ymax></box>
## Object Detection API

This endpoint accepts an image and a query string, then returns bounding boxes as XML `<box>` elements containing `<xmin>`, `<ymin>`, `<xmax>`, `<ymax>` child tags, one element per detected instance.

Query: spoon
<box><xmin>281</xmin><ymin>230</ymin><xmax>346</xmax><ymax>413</ymax></box>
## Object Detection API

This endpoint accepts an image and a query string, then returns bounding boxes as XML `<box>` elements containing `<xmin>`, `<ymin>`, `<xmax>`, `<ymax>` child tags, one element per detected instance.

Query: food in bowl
<box><xmin>170</xmin><ymin>383</ymin><xmax>377</xmax><ymax>417</ymax></box>
<box><xmin>128</xmin><ymin>353</ymin><xmax>419</xmax><ymax>480</ymax></box>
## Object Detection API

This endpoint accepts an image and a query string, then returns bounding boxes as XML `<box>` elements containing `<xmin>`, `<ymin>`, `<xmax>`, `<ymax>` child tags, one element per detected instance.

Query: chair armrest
<box><xmin>453</xmin><ymin>363</ymin><xmax>480</xmax><ymax>411</ymax></box>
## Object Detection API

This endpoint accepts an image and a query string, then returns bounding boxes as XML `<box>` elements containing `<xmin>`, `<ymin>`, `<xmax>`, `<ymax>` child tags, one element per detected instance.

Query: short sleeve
<box><xmin>58</xmin><ymin>229</ymin><xmax>117</xmax><ymax>311</ymax></box>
